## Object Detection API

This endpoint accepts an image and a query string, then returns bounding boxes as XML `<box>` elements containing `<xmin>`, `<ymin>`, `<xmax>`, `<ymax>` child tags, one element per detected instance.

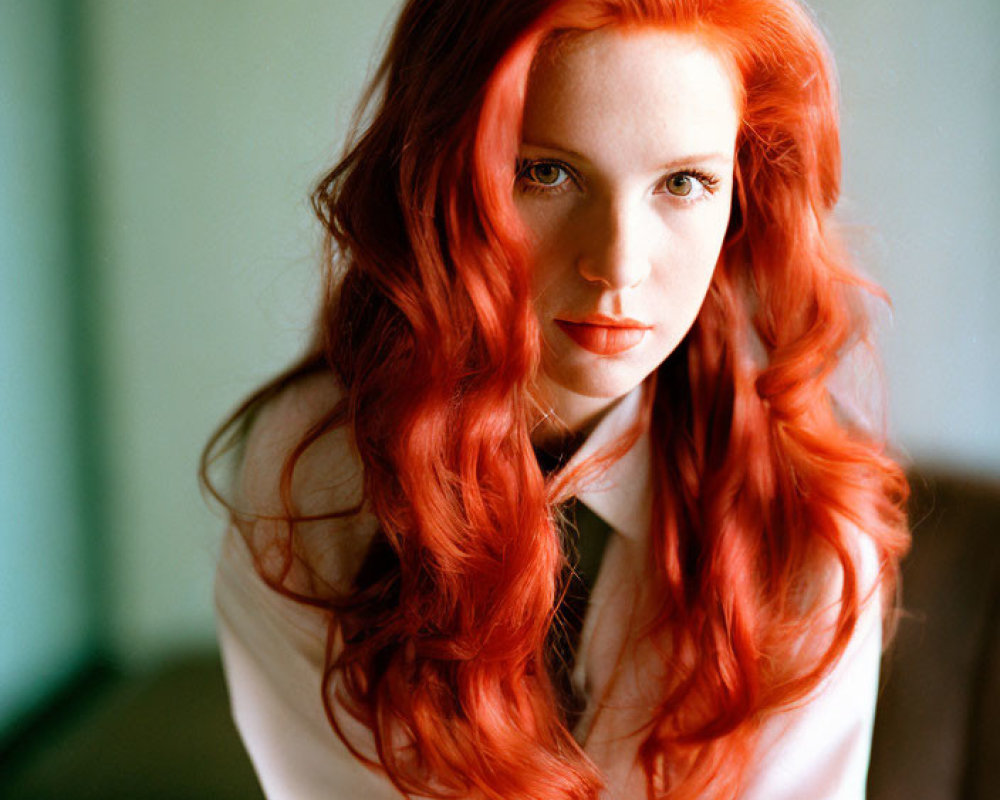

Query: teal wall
<box><xmin>817</xmin><ymin>0</ymin><xmax>1000</xmax><ymax>473</ymax></box>
<box><xmin>0</xmin><ymin>1</ymin><xmax>102</xmax><ymax>737</ymax></box>
<box><xmin>83</xmin><ymin>0</ymin><xmax>399</xmax><ymax>664</ymax></box>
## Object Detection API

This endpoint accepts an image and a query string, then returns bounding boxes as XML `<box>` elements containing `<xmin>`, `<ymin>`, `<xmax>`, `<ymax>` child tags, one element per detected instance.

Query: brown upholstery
<box><xmin>868</xmin><ymin>472</ymin><xmax>1000</xmax><ymax>800</ymax></box>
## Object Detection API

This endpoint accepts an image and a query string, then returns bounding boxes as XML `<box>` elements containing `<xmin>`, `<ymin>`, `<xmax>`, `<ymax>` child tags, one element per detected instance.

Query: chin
<box><xmin>543</xmin><ymin>358</ymin><xmax>652</xmax><ymax>404</ymax></box>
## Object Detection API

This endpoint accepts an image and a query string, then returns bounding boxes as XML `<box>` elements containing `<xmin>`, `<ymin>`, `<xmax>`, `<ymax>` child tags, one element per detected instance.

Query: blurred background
<box><xmin>1</xmin><ymin>1</ymin><xmax>997</xmax><ymax>798</ymax></box>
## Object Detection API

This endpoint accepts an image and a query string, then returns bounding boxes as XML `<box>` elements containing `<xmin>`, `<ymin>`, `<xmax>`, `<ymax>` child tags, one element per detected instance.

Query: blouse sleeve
<box><xmin>737</xmin><ymin>535</ymin><xmax>884</xmax><ymax>800</ymax></box>
<box><xmin>216</xmin><ymin>525</ymin><xmax>404</xmax><ymax>800</ymax></box>
<box><xmin>213</xmin><ymin>372</ymin><xmax>405</xmax><ymax>799</ymax></box>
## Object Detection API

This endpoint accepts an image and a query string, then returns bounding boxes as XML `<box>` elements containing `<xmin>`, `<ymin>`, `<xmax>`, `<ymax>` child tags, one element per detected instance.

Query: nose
<box><xmin>576</xmin><ymin>195</ymin><xmax>654</xmax><ymax>290</ymax></box>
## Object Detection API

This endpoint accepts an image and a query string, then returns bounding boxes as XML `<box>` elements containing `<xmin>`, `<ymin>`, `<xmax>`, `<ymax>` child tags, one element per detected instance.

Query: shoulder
<box><xmin>237</xmin><ymin>369</ymin><xmax>357</xmax><ymax>514</ymax></box>
<box><xmin>792</xmin><ymin>513</ymin><xmax>884</xmax><ymax>669</ymax></box>
<box><xmin>739</xmin><ymin>520</ymin><xmax>884</xmax><ymax>800</ymax></box>
<box><xmin>233</xmin><ymin>368</ymin><xmax>379</xmax><ymax>596</ymax></box>
<box><xmin>814</xmin><ymin>514</ymin><xmax>884</xmax><ymax>621</ymax></box>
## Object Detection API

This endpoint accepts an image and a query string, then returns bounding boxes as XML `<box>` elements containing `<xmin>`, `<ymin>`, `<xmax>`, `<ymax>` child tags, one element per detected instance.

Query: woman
<box><xmin>204</xmin><ymin>0</ymin><xmax>910</xmax><ymax>797</ymax></box>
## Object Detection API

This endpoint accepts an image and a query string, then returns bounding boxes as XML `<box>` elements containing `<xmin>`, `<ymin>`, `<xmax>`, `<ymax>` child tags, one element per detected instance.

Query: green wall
<box><xmin>84</xmin><ymin>0</ymin><xmax>399</xmax><ymax>663</ymax></box>
<box><xmin>0</xmin><ymin>0</ymin><xmax>102</xmax><ymax>737</ymax></box>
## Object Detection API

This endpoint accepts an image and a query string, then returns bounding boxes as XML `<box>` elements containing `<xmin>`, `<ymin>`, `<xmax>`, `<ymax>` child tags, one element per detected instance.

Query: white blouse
<box><xmin>215</xmin><ymin>385</ymin><xmax>883</xmax><ymax>799</ymax></box>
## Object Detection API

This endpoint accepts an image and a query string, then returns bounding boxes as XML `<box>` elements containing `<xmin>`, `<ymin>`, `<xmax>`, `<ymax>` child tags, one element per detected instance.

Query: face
<box><xmin>516</xmin><ymin>27</ymin><xmax>741</xmax><ymax>438</ymax></box>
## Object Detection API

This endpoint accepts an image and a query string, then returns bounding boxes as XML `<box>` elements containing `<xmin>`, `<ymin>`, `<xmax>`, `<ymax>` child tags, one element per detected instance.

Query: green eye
<box><xmin>517</xmin><ymin>160</ymin><xmax>572</xmax><ymax>191</ymax></box>
<box><xmin>665</xmin><ymin>173</ymin><xmax>694</xmax><ymax>197</ymax></box>
<box><xmin>530</xmin><ymin>163</ymin><xmax>566</xmax><ymax>186</ymax></box>
<box><xmin>659</xmin><ymin>170</ymin><xmax>720</xmax><ymax>202</ymax></box>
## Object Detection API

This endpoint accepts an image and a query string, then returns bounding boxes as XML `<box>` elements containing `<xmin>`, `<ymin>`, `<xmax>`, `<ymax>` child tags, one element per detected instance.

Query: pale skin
<box><xmin>515</xmin><ymin>27</ymin><xmax>741</xmax><ymax>456</ymax></box>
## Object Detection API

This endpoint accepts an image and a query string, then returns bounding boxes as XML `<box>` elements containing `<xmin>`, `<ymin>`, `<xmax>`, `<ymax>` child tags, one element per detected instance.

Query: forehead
<box><xmin>521</xmin><ymin>27</ymin><xmax>741</xmax><ymax>167</ymax></box>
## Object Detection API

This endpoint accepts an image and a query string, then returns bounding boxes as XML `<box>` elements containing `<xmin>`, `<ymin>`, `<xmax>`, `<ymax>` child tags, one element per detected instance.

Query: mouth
<box><xmin>555</xmin><ymin>315</ymin><xmax>651</xmax><ymax>356</ymax></box>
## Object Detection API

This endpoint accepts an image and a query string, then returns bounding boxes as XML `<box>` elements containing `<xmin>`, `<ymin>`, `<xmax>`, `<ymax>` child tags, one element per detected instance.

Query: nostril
<box><xmin>575</xmin><ymin>252</ymin><xmax>652</xmax><ymax>291</ymax></box>
<box><xmin>573</xmin><ymin>202</ymin><xmax>655</xmax><ymax>290</ymax></box>
<box><xmin>576</xmin><ymin>258</ymin><xmax>613</xmax><ymax>287</ymax></box>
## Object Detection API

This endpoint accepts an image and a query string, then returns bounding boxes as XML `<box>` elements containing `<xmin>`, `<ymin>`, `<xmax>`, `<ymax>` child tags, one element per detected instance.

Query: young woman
<box><xmin>204</xmin><ymin>0</ymin><xmax>910</xmax><ymax>797</ymax></box>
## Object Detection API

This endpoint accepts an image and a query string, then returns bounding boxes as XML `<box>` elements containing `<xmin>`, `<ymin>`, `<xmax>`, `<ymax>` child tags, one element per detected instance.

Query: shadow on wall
<box><xmin>868</xmin><ymin>470</ymin><xmax>1000</xmax><ymax>800</ymax></box>
<box><xmin>0</xmin><ymin>652</ymin><xmax>263</xmax><ymax>800</ymax></box>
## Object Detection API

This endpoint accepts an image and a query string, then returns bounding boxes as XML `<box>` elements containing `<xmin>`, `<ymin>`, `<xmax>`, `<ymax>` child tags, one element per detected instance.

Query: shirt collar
<box><xmin>557</xmin><ymin>383</ymin><xmax>652</xmax><ymax>542</ymax></box>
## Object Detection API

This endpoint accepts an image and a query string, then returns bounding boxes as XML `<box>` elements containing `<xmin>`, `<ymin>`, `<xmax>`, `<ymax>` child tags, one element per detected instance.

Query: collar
<box><xmin>557</xmin><ymin>383</ymin><xmax>652</xmax><ymax>542</ymax></box>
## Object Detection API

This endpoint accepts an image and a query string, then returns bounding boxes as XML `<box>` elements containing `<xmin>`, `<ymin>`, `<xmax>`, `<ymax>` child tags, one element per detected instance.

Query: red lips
<box><xmin>555</xmin><ymin>315</ymin><xmax>651</xmax><ymax>356</ymax></box>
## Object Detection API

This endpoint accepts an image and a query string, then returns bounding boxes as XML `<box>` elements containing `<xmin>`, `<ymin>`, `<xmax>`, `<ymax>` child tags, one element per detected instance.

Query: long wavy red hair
<box><xmin>202</xmin><ymin>0</ymin><xmax>910</xmax><ymax>797</ymax></box>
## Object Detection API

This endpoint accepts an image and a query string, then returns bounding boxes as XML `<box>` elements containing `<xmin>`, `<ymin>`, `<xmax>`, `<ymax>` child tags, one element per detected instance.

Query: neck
<box><xmin>529</xmin><ymin>384</ymin><xmax>621</xmax><ymax>466</ymax></box>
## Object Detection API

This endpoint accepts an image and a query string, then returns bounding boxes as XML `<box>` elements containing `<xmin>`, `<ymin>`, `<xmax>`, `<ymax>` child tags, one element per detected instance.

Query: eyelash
<box><xmin>514</xmin><ymin>158</ymin><xmax>721</xmax><ymax>203</ymax></box>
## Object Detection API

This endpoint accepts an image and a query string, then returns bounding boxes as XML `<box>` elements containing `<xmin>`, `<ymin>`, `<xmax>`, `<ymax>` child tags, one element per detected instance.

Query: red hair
<box><xmin>202</xmin><ymin>0</ymin><xmax>910</xmax><ymax>797</ymax></box>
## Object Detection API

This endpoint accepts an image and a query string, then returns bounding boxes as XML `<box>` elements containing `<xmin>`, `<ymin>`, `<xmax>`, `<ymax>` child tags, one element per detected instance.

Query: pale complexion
<box><xmin>515</xmin><ymin>28</ymin><xmax>741</xmax><ymax>452</ymax></box>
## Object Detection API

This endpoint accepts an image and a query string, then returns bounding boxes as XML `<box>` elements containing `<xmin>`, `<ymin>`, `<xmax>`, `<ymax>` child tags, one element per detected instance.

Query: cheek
<box><xmin>683</xmin><ymin>198</ymin><xmax>732</xmax><ymax>276</ymax></box>
<box><xmin>522</xmin><ymin>220</ymin><xmax>574</xmax><ymax>298</ymax></box>
<box><xmin>653</xmin><ymin>214</ymin><xmax>729</xmax><ymax>318</ymax></box>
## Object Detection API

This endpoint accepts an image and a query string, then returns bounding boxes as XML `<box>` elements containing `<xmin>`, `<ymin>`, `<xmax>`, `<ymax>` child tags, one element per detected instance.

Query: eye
<box><xmin>665</xmin><ymin>173</ymin><xmax>698</xmax><ymax>197</ymax></box>
<box><xmin>659</xmin><ymin>170</ymin><xmax>720</xmax><ymax>202</ymax></box>
<box><xmin>516</xmin><ymin>159</ymin><xmax>574</xmax><ymax>194</ymax></box>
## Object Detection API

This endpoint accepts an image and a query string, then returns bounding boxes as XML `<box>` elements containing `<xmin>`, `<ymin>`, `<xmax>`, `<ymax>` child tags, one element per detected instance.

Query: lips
<box><xmin>555</xmin><ymin>316</ymin><xmax>650</xmax><ymax>356</ymax></box>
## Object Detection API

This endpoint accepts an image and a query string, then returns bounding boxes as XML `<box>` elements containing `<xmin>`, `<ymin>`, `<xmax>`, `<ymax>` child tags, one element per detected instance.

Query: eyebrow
<box><xmin>519</xmin><ymin>140</ymin><xmax>734</xmax><ymax>170</ymax></box>
<box><xmin>659</xmin><ymin>152</ymin><xmax>734</xmax><ymax>170</ymax></box>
